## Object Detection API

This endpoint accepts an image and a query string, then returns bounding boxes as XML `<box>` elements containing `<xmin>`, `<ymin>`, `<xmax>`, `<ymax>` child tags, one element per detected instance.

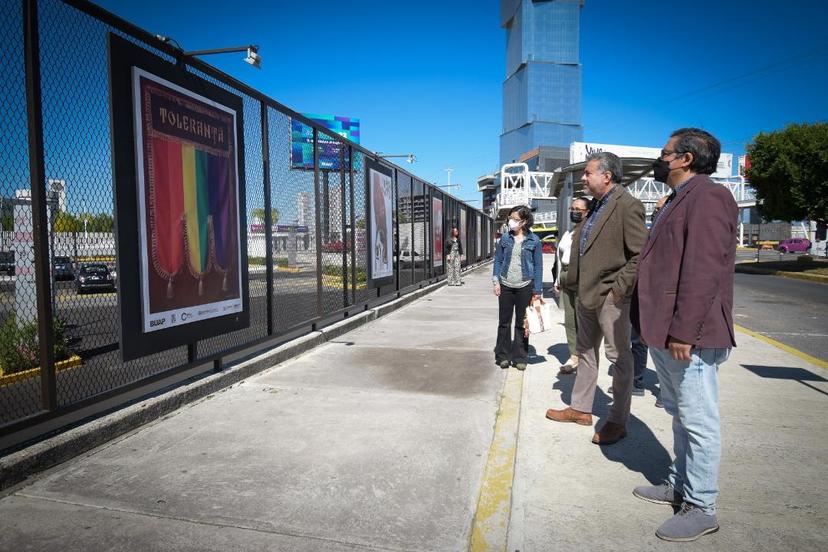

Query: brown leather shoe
<box><xmin>545</xmin><ymin>407</ymin><xmax>593</xmax><ymax>426</ymax></box>
<box><xmin>591</xmin><ymin>421</ymin><xmax>627</xmax><ymax>445</ymax></box>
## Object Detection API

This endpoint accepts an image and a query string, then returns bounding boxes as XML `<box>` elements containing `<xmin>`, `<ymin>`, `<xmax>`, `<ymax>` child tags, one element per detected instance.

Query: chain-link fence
<box><xmin>0</xmin><ymin>0</ymin><xmax>492</xmax><ymax>444</ymax></box>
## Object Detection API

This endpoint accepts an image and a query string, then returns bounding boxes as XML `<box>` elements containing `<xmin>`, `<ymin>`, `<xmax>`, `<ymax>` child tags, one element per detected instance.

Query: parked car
<box><xmin>777</xmin><ymin>238</ymin><xmax>811</xmax><ymax>253</ymax></box>
<box><xmin>53</xmin><ymin>256</ymin><xmax>74</xmax><ymax>280</ymax></box>
<box><xmin>400</xmin><ymin>249</ymin><xmax>424</xmax><ymax>268</ymax></box>
<box><xmin>0</xmin><ymin>251</ymin><xmax>13</xmax><ymax>276</ymax></box>
<box><xmin>541</xmin><ymin>235</ymin><xmax>557</xmax><ymax>254</ymax></box>
<box><xmin>75</xmin><ymin>263</ymin><xmax>115</xmax><ymax>294</ymax></box>
<box><xmin>321</xmin><ymin>240</ymin><xmax>350</xmax><ymax>253</ymax></box>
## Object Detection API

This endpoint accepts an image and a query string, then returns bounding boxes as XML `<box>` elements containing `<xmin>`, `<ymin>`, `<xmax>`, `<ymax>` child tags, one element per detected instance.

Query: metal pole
<box><xmin>260</xmin><ymin>102</ymin><xmax>274</xmax><ymax>335</ymax></box>
<box><xmin>313</xmin><ymin>129</ymin><xmax>323</xmax><ymax>318</ymax></box>
<box><xmin>23</xmin><ymin>0</ymin><xmax>57</xmax><ymax>411</ymax></box>
<box><xmin>340</xmin><ymin>147</ymin><xmax>348</xmax><ymax>307</ymax></box>
<box><xmin>348</xmin><ymin>146</ymin><xmax>356</xmax><ymax>305</ymax></box>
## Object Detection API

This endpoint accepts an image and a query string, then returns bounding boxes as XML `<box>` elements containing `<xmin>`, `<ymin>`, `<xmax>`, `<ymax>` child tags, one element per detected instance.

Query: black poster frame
<box><xmin>108</xmin><ymin>34</ymin><xmax>250</xmax><ymax>361</ymax></box>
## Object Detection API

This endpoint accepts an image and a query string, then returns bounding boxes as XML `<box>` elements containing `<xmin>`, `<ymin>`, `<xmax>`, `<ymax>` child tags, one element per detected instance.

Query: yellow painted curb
<box><xmin>469</xmin><ymin>367</ymin><xmax>523</xmax><ymax>552</ymax></box>
<box><xmin>0</xmin><ymin>354</ymin><xmax>84</xmax><ymax>388</ymax></box>
<box><xmin>776</xmin><ymin>271</ymin><xmax>828</xmax><ymax>285</ymax></box>
<box><xmin>734</xmin><ymin>324</ymin><xmax>828</xmax><ymax>371</ymax></box>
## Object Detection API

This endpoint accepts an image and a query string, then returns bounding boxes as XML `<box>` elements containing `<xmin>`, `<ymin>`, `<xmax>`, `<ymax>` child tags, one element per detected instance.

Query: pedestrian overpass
<box><xmin>484</xmin><ymin>160</ymin><xmax>758</xmax><ymax>239</ymax></box>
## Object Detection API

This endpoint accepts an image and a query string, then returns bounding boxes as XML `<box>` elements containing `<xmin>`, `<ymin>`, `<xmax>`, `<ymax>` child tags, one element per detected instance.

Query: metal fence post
<box><xmin>349</xmin><ymin>146</ymin><xmax>356</xmax><ymax>305</ymax></box>
<box><xmin>261</xmin><ymin>102</ymin><xmax>274</xmax><ymax>335</ymax></box>
<box><xmin>340</xmin><ymin>147</ymin><xmax>348</xmax><ymax>307</ymax></box>
<box><xmin>23</xmin><ymin>0</ymin><xmax>57</xmax><ymax>411</ymax></box>
<box><xmin>313</xmin><ymin>129</ymin><xmax>323</xmax><ymax>318</ymax></box>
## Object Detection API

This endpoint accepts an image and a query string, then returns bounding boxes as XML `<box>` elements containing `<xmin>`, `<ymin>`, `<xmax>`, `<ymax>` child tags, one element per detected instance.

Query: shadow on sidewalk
<box><xmin>547</xmin><ymin>343</ymin><xmax>569</xmax><ymax>364</ymax></box>
<box><xmin>742</xmin><ymin>364</ymin><xmax>828</xmax><ymax>397</ymax></box>
<box><xmin>593</xmin><ymin>388</ymin><xmax>672</xmax><ymax>484</ymax></box>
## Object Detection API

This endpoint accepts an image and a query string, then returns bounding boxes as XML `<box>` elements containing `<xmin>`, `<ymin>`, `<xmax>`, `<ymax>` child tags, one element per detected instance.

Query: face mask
<box><xmin>652</xmin><ymin>159</ymin><xmax>672</xmax><ymax>183</ymax></box>
<box><xmin>508</xmin><ymin>219</ymin><xmax>521</xmax><ymax>231</ymax></box>
<box><xmin>569</xmin><ymin>211</ymin><xmax>583</xmax><ymax>224</ymax></box>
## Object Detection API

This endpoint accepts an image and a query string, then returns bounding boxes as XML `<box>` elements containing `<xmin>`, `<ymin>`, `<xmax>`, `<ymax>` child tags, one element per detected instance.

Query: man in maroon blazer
<box><xmin>632</xmin><ymin>128</ymin><xmax>737</xmax><ymax>542</ymax></box>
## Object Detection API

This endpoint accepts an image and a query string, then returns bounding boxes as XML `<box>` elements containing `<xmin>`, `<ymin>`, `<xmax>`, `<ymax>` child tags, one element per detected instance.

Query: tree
<box><xmin>53</xmin><ymin>211</ymin><xmax>81</xmax><ymax>233</ymax></box>
<box><xmin>746</xmin><ymin>122</ymin><xmax>828</xmax><ymax>225</ymax></box>
<box><xmin>250</xmin><ymin>208</ymin><xmax>280</xmax><ymax>224</ymax></box>
<box><xmin>87</xmin><ymin>213</ymin><xmax>114</xmax><ymax>232</ymax></box>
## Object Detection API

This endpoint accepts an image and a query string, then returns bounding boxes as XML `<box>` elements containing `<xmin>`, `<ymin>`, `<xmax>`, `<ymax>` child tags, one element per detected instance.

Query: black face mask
<box><xmin>569</xmin><ymin>211</ymin><xmax>583</xmax><ymax>224</ymax></box>
<box><xmin>653</xmin><ymin>159</ymin><xmax>672</xmax><ymax>183</ymax></box>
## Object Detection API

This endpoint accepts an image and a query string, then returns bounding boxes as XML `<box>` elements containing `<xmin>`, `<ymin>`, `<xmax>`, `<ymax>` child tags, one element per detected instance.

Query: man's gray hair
<box><xmin>585</xmin><ymin>151</ymin><xmax>623</xmax><ymax>184</ymax></box>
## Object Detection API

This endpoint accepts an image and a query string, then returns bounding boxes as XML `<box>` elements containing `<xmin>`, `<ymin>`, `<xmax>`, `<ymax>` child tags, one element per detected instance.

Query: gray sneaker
<box><xmin>633</xmin><ymin>483</ymin><xmax>682</xmax><ymax>506</ymax></box>
<box><xmin>514</xmin><ymin>362</ymin><xmax>527</xmax><ymax>371</ymax></box>
<box><xmin>656</xmin><ymin>503</ymin><xmax>719</xmax><ymax>542</ymax></box>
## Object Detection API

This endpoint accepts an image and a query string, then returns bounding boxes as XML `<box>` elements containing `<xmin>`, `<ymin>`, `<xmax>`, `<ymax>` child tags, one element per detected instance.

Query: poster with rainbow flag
<box><xmin>133</xmin><ymin>68</ymin><xmax>243</xmax><ymax>334</ymax></box>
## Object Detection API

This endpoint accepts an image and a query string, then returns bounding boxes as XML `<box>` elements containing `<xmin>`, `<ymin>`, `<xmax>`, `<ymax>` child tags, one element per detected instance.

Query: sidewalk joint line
<box><xmin>15</xmin><ymin>492</ymin><xmax>414</xmax><ymax>552</ymax></box>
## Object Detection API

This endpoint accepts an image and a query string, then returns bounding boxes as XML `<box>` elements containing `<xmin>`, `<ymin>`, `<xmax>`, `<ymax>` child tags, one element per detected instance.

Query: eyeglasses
<box><xmin>569</xmin><ymin>208</ymin><xmax>588</xmax><ymax>213</ymax></box>
<box><xmin>660</xmin><ymin>149</ymin><xmax>684</xmax><ymax>159</ymax></box>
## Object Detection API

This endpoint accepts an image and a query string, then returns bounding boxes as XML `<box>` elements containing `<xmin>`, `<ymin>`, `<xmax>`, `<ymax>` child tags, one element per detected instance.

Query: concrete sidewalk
<box><xmin>2</xmin><ymin>258</ymin><xmax>827</xmax><ymax>551</ymax></box>
<box><xmin>510</xmin><ymin>272</ymin><xmax>828</xmax><ymax>551</ymax></box>
<box><xmin>0</xmin><ymin>266</ymin><xmax>506</xmax><ymax>551</ymax></box>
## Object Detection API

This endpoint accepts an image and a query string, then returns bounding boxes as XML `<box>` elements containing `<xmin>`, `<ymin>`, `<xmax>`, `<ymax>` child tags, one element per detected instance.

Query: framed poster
<box><xmin>365</xmin><ymin>158</ymin><xmax>394</xmax><ymax>287</ymax></box>
<box><xmin>432</xmin><ymin>195</ymin><xmax>443</xmax><ymax>268</ymax></box>
<box><xmin>460</xmin><ymin>207</ymin><xmax>467</xmax><ymax>265</ymax></box>
<box><xmin>109</xmin><ymin>34</ymin><xmax>249</xmax><ymax>361</ymax></box>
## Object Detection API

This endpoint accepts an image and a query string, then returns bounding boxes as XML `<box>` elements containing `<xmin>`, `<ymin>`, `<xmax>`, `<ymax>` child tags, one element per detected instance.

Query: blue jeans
<box><xmin>650</xmin><ymin>346</ymin><xmax>730</xmax><ymax>514</ymax></box>
<box><xmin>631</xmin><ymin>327</ymin><xmax>647</xmax><ymax>388</ymax></box>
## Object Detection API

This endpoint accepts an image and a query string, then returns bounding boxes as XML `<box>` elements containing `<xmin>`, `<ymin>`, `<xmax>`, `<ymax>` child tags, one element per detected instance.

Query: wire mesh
<box><xmin>268</xmin><ymin>110</ymin><xmax>321</xmax><ymax>332</ymax></box>
<box><xmin>351</xmin><ymin>150</ymin><xmax>375</xmax><ymax>305</ymax></box>
<box><xmin>0</xmin><ymin>0</ymin><xmax>43</xmax><ymax>425</ymax></box>
<box><xmin>396</xmin><ymin>172</ymin><xmax>414</xmax><ymax>289</ymax></box>
<box><xmin>317</xmin><ymin>137</ymin><xmax>347</xmax><ymax>316</ymax></box>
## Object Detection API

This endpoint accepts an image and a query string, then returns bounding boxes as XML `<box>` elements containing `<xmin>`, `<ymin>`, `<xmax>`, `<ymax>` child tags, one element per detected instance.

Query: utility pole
<box><xmin>444</xmin><ymin>167</ymin><xmax>453</xmax><ymax>190</ymax></box>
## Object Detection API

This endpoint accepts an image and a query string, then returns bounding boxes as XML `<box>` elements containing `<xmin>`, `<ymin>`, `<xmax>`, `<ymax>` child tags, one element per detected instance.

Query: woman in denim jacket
<box><xmin>492</xmin><ymin>205</ymin><xmax>543</xmax><ymax>370</ymax></box>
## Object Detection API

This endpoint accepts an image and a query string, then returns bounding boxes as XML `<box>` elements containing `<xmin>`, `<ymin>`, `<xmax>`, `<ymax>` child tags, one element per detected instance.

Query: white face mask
<box><xmin>508</xmin><ymin>219</ymin><xmax>522</xmax><ymax>231</ymax></box>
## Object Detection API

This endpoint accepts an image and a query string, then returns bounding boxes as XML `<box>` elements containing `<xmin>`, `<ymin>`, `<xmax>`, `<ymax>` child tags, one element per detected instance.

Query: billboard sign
<box><xmin>571</xmin><ymin>141</ymin><xmax>734</xmax><ymax>179</ymax></box>
<box><xmin>291</xmin><ymin>113</ymin><xmax>360</xmax><ymax>170</ymax></box>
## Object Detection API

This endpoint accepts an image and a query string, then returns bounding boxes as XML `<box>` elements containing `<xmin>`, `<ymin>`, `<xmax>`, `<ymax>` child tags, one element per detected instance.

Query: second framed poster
<box><xmin>432</xmin><ymin>195</ymin><xmax>443</xmax><ymax>268</ymax></box>
<box><xmin>365</xmin><ymin>158</ymin><xmax>395</xmax><ymax>287</ymax></box>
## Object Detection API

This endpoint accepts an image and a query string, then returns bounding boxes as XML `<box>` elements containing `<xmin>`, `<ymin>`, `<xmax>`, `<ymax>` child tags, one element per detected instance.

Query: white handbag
<box><xmin>524</xmin><ymin>297</ymin><xmax>553</xmax><ymax>334</ymax></box>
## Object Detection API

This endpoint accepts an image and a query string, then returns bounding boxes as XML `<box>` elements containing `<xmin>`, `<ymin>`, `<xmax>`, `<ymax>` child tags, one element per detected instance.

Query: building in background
<box><xmin>481</xmin><ymin>0</ymin><xmax>585</xmax><ymax>223</ymax></box>
<box><xmin>499</xmin><ymin>0</ymin><xmax>584</xmax><ymax>169</ymax></box>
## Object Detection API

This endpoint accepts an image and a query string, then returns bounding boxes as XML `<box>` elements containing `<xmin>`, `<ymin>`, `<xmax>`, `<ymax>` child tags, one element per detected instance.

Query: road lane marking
<box><xmin>470</xmin><ymin>367</ymin><xmax>522</xmax><ymax>552</ymax></box>
<box><xmin>734</xmin><ymin>323</ymin><xmax>828</xmax><ymax>371</ymax></box>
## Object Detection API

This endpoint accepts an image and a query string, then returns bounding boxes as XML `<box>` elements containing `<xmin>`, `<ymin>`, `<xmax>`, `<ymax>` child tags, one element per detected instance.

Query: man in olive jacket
<box><xmin>546</xmin><ymin>151</ymin><xmax>647</xmax><ymax>446</ymax></box>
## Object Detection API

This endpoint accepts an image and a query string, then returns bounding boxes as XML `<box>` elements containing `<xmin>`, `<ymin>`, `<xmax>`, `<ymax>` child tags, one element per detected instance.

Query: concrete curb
<box><xmin>734</xmin><ymin>263</ymin><xmax>828</xmax><ymax>284</ymax></box>
<box><xmin>0</xmin><ymin>263</ymin><xmax>492</xmax><ymax>492</ymax></box>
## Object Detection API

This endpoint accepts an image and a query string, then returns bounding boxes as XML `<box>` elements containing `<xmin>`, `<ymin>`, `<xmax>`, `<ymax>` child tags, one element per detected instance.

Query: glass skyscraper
<box><xmin>500</xmin><ymin>0</ymin><xmax>584</xmax><ymax>169</ymax></box>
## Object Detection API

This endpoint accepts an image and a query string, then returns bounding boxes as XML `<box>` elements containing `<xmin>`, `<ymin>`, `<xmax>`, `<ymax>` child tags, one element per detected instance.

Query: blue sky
<box><xmin>92</xmin><ymin>0</ymin><xmax>828</xmax><ymax>205</ymax></box>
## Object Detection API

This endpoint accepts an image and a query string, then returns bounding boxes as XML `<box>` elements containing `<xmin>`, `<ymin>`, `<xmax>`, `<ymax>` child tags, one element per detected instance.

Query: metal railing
<box><xmin>0</xmin><ymin>0</ymin><xmax>493</xmax><ymax>449</ymax></box>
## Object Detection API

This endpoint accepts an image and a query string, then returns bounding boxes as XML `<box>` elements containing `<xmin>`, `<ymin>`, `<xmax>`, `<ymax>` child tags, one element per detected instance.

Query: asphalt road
<box><xmin>733</xmin><ymin>272</ymin><xmax>828</xmax><ymax>362</ymax></box>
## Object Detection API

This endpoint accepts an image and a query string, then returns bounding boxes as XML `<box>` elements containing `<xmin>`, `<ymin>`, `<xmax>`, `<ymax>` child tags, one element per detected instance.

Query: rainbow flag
<box><xmin>151</xmin><ymin>136</ymin><xmax>233</xmax><ymax>291</ymax></box>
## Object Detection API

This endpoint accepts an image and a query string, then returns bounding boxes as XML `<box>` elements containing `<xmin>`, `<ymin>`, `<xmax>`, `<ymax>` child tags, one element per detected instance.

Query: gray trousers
<box><xmin>571</xmin><ymin>293</ymin><xmax>634</xmax><ymax>425</ymax></box>
<box><xmin>560</xmin><ymin>267</ymin><xmax>578</xmax><ymax>356</ymax></box>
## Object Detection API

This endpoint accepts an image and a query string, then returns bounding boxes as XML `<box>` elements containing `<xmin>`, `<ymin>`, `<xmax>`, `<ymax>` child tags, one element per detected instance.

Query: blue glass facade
<box><xmin>500</xmin><ymin>0</ymin><xmax>583</xmax><ymax>166</ymax></box>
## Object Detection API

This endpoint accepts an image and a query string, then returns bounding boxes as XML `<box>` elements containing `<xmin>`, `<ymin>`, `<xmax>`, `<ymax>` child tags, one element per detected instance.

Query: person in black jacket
<box><xmin>445</xmin><ymin>227</ymin><xmax>463</xmax><ymax>286</ymax></box>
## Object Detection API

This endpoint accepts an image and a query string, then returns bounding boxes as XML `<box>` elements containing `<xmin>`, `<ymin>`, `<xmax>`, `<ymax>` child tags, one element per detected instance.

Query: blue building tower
<box><xmin>499</xmin><ymin>0</ymin><xmax>584</xmax><ymax>170</ymax></box>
